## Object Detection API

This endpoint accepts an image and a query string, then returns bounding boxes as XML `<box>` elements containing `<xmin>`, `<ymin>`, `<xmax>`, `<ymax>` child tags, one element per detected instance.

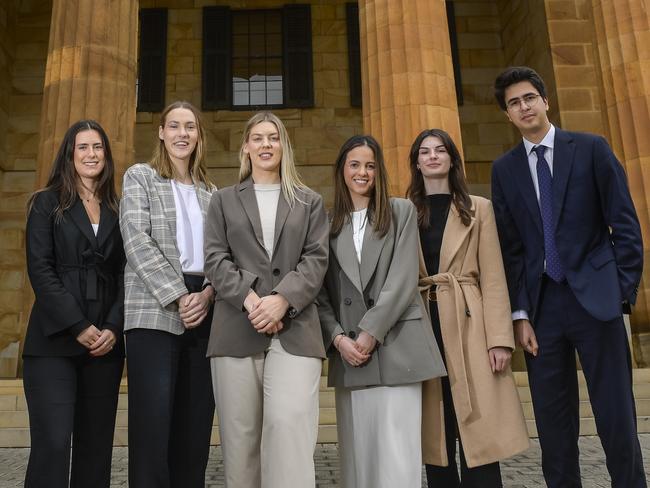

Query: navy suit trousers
<box><xmin>526</xmin><ymin>278</ymin><xmax>646</xmax><ymax>488</ymax></box>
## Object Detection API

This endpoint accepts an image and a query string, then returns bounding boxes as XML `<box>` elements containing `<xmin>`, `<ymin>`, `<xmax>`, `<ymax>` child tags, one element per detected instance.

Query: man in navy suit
<box><xmin>491</xmin><ymin>66</ymin><xmax>646</xmax><ymax>487</ymax></box>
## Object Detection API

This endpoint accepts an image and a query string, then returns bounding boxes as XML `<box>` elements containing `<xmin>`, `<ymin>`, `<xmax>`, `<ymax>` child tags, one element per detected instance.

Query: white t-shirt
<box><xmin>171</xmin><ymin>180</ymin><xmax>204</xmax><ymax>274</ymax></box>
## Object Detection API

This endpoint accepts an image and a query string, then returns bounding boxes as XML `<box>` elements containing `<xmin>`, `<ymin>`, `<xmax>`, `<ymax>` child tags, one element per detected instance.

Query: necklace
<box><xmin>78</xmin><ymin>181</ymin><xmax>98</xmax><ymax>203</ymax></box>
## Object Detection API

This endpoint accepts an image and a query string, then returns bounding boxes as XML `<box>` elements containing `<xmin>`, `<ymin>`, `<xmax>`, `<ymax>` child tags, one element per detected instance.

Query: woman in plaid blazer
<box><xmin>119</xmin><ymin>101</ymin><xmax>217</xmax><ymax>488</ymax></box>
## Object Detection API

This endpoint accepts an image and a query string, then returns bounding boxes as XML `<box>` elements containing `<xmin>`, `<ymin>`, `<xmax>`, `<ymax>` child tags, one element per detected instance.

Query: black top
<box><xmin>420</xmin><ymin>194</ymin><xmax>452</xmax><ymax>276</ymax></box>
<box><xmin>24</xmin><ymin>190</ymin><xmax>125</xmax><ymax>357</ymax></box>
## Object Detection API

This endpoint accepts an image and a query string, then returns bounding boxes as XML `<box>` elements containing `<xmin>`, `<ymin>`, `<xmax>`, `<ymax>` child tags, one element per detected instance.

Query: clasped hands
<box><xmin>178</xmin><ymin>286</ymin><xmax>214</xmax><ymax>329</ymax></box>
<box><xmin>244</xmin><ymin>290</ymin><xmax>288</xmax><ymax>334</ymax></box>
<box><xmin>335</xmin><ymin>331</ymin><xmax>377</xmax><ymax>367</ymax></box>
<box><xmin>76</xmin><ymin>325</ymin><xmax>116</xmax><ymax>357</ymax></box>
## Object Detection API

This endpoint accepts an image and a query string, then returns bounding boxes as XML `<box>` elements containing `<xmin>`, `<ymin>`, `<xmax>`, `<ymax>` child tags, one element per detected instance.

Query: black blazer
<box><xmin>491</xmin><ymin>128</ymin><xmax>643</xmax><ymax>323</ymax></box>
<box><xmin>24</xmin><ymin>189</ymin><xmax>126</xmax><ymax>357</ymax></box>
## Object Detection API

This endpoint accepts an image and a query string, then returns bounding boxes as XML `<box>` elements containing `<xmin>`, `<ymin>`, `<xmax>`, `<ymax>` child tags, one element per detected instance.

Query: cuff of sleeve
<box><xmin>486</xmin><ymin>334</ymin><xmax>516</xmax><ymax>351</ymax></box>
<box><xmin>69</xmin><ymin>319</ymin><xmax>91</xmax><ymax>338</ymax></box>
<box><xmin>511</xmin><ymin>309</ymin><xmax>529</xmax><ymax>321</ymax></box>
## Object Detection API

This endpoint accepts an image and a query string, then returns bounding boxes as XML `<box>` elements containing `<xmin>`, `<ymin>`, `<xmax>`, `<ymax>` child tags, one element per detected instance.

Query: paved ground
<box><xmin>1</xmin><ymin>435</ymin><xmax>649</xmax><ymax>487</ymax></box>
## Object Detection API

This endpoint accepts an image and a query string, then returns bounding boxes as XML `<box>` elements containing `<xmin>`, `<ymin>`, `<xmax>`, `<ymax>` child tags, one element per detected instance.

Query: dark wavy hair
<box><xmin>330</xmin><ymin>135</ymin><xmax>392</xmax><ymax>237</ymax></box>
<box><xmin>27</xmin><ymin>120</ymin><xmax>118</xmax><ymax>221</ymax></box>
<box><xmin>406</xmin><ymin>128</ymin><xmax>473</xmax><ymax>228</ymax></box>
<box><xmin>494</xmin><ymin>66</ymin><xmax>547</xmax><ymax>111</ymax></box>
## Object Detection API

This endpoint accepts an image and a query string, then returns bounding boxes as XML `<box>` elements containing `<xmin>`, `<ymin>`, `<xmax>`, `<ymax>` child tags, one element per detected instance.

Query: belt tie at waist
<box><xmin>57</xmin><ymin>249</ymin><xmax>108</xmax><ymax>300</ymax></box>
<box><xmin>419</xmin><ymin>272</ymin><xmax>477</xmax><ymax>422</ymax></box>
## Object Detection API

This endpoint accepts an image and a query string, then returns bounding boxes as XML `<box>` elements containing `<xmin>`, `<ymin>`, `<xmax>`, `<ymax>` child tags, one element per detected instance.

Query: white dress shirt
<box><xmin>171</xmin><ymin>180</ymin><xmax>205</xmax><ymax>274</ymax></box>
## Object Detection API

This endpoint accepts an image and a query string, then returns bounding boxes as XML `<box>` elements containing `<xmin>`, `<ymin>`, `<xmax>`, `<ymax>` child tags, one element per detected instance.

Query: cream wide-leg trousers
<box><xmin>210</xmin><ymin>337</ymin><xmax>322</xmax><ymax>488</ymax></box>
<box><xmin>335</xmin><ymin>383</ymin><xmax>423</xmax><ymax>488</ymax></box>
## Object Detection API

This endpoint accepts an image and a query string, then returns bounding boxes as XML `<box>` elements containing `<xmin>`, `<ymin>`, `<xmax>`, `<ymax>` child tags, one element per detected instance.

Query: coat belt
<box><xmin>57</xmin><ymin>250</ymin><xmax>109</xmax><ymax>301</ymax></box>
<box><xmin>419</xmin><ymin>272</ymin><xmax>477</xmax><ymax>422</ymax></box>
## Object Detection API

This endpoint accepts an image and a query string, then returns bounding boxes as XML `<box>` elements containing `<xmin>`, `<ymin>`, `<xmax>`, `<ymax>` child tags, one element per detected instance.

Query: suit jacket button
<box><xmin>367</xmin><ymin>298</ymin><xmax>374</xmax><ymax>307</ymax></box>
<box><xmin>288</xmin><ymin>307</ymin><xmax>297</xmax><ymax>319</ymax></box>
<box><xmin>348</xmin><ymin>330</ymin><xmax>356</xmax><ymax>339</ymax></box>
<box><xmin>344</xmin><ymin>298</ymin><xmax>352</xmax><ymax>305</ymax></box>
<box><xmin>272</xmin><ymin>268</ymin><xmax>280</xmax><ymax>276</ymax></box>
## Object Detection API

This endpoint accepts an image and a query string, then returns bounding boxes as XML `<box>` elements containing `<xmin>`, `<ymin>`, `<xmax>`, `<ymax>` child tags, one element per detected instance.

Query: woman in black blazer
<box><xmin>23</xmin><ymin>120</ymin><xmax>125</xmax><ymax>488</ymax></box>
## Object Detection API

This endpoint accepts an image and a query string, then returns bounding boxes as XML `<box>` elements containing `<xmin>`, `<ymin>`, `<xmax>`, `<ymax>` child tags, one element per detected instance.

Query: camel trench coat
<box><xmin>419</xmin><ymin>195</ymin><xmax>529</xmax><ymax>468</ymax></box>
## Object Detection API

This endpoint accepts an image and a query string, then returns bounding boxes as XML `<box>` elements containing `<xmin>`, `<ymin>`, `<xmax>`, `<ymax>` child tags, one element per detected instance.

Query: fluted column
<box><xmin>35</xmin><ymin>0</ymin><xmax>138</xmax><ymax>186</ymax></box>
<box><xmin>358</xmin><ymin>0</ymin><xmax>462</xmax><ymax>196</ymax></box>
<box><xmin>592</xmin><ymin>0</ymin><xmax>650</xmax><ymax>365</ymax></box>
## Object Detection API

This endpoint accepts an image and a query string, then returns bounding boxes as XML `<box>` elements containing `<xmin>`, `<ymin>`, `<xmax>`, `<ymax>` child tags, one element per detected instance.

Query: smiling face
<box><xmin>504</xmin><ymin>80</ymin><xmax>551</xmax><ymax>141</ymax></box>
<box><xmin>417</xmin><ymin>135</ymin><xmax>451</xmax><ymax>181</ymax></box>
<box><xmin>244</xmin><ymin>121</ymin><xmax>283</xmax><ymax>180</ymax></box>
<box><xmin>343</xmin><ymin>144</ymin><xmax>376</xmax><ymax>209</ymax></box>
<box><xmin>158</xmin><ymin>107</ymin><xmax>198</xmax><ymax>166</ymax></box>
<box><xmin>73</xmin><ymin>129</ymin><xmax>105</xmax><ymax>183</ymax></box>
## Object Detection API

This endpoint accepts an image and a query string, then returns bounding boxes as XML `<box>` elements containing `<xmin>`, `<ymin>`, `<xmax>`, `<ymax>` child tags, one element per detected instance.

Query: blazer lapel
<box><xmin>96</xmin><ymin>202</ymin><xmax>117</xmax><ymax>248</ymax></box>
<box><xmin>195</xmin><ymin>182</ymin><xmax>214</xmax><ymax>221</ymax></box>
<box><xmin>154</xmin><ymin>175</ymin><xmax>178</xmax><ymax>243</ymax></box>
<box><xmin>551</xmin><ymin>129</ymin><xmax>575</xmax><ymax>232</ymax></box>
<box><xmin>68</xmin><ymin>198</ymin><xmax>97</xmax><ymax>249</ymax></box>
<box><xmin>507</xmin><ymin>143</ymin><xmax>543</xmax><ymax>236</ymax></box>
<box><xmin>272</xmin><ymin>192</ymin><xmax>290</xmax><ymax>255</ymax></box>
<box><xmin>439</xmin><ymin>202</ymin><xmax>474</xmax><ymax>273</ymax></box>
<box><xmin>360</xmin><ymin>220</ymin><xmax>388</xmax><ymax>291</ymax></box>
<box><xmin>332</xmin><ymin>222</ymin><xmax>363</xmax><ymax>294</ymax></box>
<box><xmin>237</xmin><ymin>178</ymin><xmax>265</xmax><ymax>249</ymax></box>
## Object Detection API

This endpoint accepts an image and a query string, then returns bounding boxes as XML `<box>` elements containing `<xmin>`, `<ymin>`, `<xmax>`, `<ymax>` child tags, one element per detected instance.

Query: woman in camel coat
<box><xmin>407</xmin><ymin>128</ymin><xmax>529</xmax><ymax>487</ymax></box>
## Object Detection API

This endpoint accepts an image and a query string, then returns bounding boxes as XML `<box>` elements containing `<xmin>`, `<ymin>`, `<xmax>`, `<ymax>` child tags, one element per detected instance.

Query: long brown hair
<box><xmin>27</xmin><ymin>120</ymin><xmax>118</xmax><ymax>222</ymax></box>
<box><xmin>406</xmin><ymin>128</ymin><xmax>473</xmax><ymax>227</ymax></box>
<box><xmin>238</xmin><ymin>111</ymin><xmax>305</xmax><ymax>207</ymax></box>
<box><xmin>150</xmin><ymin>100</ymin><xmax>213</xmax><ymax>188</ymax></box>
<box><xmin>330</xmin><ymin>135</ymin><xmax>391</xmax><ymax>237</ymax></box>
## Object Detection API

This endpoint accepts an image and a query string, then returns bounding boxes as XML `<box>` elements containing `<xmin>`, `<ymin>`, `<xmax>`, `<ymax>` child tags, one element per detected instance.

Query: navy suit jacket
<box><xmin>491</xmin><ymin>128</ymin><xmax>643</xmax><ymax>323</ymax></box>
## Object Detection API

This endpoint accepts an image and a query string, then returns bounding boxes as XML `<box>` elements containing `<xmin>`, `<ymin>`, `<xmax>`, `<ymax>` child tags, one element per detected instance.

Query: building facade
<box><xmin>1</xmin><ymin>0</ymin><xmax>649</xmax><ymax>377</ymax></box>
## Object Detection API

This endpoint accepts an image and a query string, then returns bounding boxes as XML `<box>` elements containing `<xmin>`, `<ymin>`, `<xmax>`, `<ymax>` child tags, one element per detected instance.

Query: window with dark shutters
<box><xmin>202</xmin><ymin>6</ymin><xmax>232</xmax><ymax>110</ymax></box>
<box><xmin>137</xmin><ymin>8</ymin><xmax>167</xmax><ymax>113</ymax></box>
<box><xmin>282</xmin><ymin>4</ymin><xmax>313</xmax><ymax>108</ymax></box>
<box><xmin>346</xmin><ymin>3</ymin><xmax>362</xmax><ymax>108</ymax></box>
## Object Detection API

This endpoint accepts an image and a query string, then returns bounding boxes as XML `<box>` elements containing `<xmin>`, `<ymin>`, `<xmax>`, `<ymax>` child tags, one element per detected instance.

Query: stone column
<box><xmin>592</xmin><ymin>0</ymin><xmax>650</xmax><ymax>365</ymax></box>
<box><xmin>358</xmin><ymin>0</ymin><xmax>462</xmax><ymax>196</ymax></box>
<box><xmin>35</xmin><ymin>0</ymin><xmax>138</xmax><ymax>187</ymax></box>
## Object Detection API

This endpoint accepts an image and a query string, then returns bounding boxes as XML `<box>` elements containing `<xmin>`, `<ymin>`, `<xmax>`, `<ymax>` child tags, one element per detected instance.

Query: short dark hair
<box><xmin>494</xmin><ymin>66</ymin><xmax>547</xmax><ymax>110</ymax></box>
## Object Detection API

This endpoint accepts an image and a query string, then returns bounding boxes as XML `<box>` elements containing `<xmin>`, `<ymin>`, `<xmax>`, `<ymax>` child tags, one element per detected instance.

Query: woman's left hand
<box><xmin>248</xmin><ymin>294</ymin><xmax>289</xmax><ymax>332</ymax></box>
<box><xmin>179</xmin><ymin>288</ymin><xmax>213</xmax><ymax>329</ymax></box>
<box><xmin>89</xmin><ymin>329</ymin><xmax>117</xmax><ymax>357</ymax></box>
<box><xmin>488</xmin><ymin>346</ymin><xmax>512</xmax><ymax>373</ymax></box>
<box><xmin>355</xmin><ymin>331</ymin><xmax>377</xmax><ymax>355</ymax></box>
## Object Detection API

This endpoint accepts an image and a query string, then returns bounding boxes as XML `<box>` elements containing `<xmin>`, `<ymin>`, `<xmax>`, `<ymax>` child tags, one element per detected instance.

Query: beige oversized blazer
<box><xmin>203</xmin><ymin>177</ymin><xmax>329</xmax><ymax>359</ymax></box>
<box><xmin>120</xmin><ymin>163</ymin><xmax>216</xmax><ymax>335</ymax></box>
<box><xmin>318</xmin><ymin>198</ymin><xmax>446</xmax><ymax>388</ymax></box>
<box><xmin>419</xmin><ymin>195</ymin><xmax>529</xmax><ymax>468</ymax></box>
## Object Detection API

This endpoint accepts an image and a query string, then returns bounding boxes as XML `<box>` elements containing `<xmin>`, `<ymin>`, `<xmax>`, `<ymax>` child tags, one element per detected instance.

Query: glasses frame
<box><xmin>506</xmin><ymin>93</ymin><xmax>542</xmax><ymax>111</ymax></box>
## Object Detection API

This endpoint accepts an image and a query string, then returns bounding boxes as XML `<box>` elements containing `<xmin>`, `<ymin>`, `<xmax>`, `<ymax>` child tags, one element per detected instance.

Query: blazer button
<box><xmin>344</xmin><ymin>298</ymin><xmax>352</xmax><ymax>305</ymax></box>
<box><xmin>272</xmin><ymin>268</ymin><xmax>280</xmax><ymax>276</ymax></box>
<box><xmin>348</xmin><ymin>330</ymin><xmax>357</xmax><ymax>339</ymax></box>
<box><xmin>367</xmin><ymin>298</ymin><xmax>374</xmax><ymax>307</ymax></box>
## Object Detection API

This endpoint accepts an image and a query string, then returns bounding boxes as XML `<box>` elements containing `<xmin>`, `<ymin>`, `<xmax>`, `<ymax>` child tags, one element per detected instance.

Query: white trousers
<box><xmin>210</xmin><ymin>338</ymin><xmax>322</xmax><ymax>488</ymax></box>
<box><xmin>336</xmin><ymin>383</ymin><xmax>423</xmax><ymax>488</ymax></box>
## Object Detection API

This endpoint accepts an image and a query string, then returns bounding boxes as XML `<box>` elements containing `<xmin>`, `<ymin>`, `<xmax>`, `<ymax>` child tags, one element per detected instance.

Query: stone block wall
<box><xmin>136</xmin><ymin>0</ymin><xmax>363</xmax><ymax>206</ymax></box>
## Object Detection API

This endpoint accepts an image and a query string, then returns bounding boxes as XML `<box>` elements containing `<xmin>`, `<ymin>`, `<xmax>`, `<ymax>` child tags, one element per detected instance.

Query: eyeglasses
<box><xmin>506</xmin><ymin>93</ymin><xmax>542</xmax><ymax>111</ymax></box>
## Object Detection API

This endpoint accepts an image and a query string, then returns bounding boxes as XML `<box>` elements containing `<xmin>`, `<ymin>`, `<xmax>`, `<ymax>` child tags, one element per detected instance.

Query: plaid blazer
<box><xmin>119</xmin><ymin>163</ymin><xmax>216</xmax><ymax>335</ymax></box>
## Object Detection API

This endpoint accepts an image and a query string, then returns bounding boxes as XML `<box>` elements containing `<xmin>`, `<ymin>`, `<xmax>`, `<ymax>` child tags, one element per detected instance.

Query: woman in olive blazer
<box><xmin>23</xmin><ymin>120</ymin><xmax>124</xmax><ymax>488</ymax></box>
<box><xmin>204</xmin><ymin>112</ymin><xmax>329</xmax><ymax>488</ymax></box>
<box><xmin>317</xmin><ymin>135</ymin><xmax>446</xmax><ymax>488</ymax></box>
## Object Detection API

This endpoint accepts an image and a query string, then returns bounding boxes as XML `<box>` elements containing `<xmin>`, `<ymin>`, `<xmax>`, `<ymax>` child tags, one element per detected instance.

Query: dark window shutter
<box><xmin>282</xmin><ymin>4</ymin><xmax>313</xmax><ymax>108</ymax></box>
<box><xmin>137</xmin><ymin>9</ymin><xmax>167</xmax><ymax>112</ymax></box>
<box><xmin>203</xmin><ymin>7</ymin><xmax>231</xmax><ymax>110</ymax></box>
<box><xmin>446</xmin><ymin>1</ymin><xmax>463</xmax><ymax>106</ymax></box>
<box><xmin>346</xmin><ymin>3</ymin><xmax>362</xmax><ymax>107</ymax></box>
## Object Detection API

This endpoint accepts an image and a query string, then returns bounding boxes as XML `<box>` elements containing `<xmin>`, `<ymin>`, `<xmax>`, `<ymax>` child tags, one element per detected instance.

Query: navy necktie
<box><xmin>534</xmin><ymin>145</ymin><xmax>565</xmax><ymax>282</ymax></box>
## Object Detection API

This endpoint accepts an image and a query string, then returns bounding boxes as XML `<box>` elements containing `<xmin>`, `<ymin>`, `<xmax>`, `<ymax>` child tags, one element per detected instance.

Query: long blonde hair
<box><xmin>238</xmin><ymin>112</ymin><xmax>305</xmax><ymax>206</ymax></box>
<box><xmin>150</xmin><ymin>101</ymin><xmax>213</xmax><ymax>188</ymax></box>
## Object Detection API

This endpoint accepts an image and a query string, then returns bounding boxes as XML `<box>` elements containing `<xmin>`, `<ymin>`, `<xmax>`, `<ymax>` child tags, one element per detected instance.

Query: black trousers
<box><xmin>126</xmin><ymin>275</ymin><xmax>215</xmax><ymax>488</ymax></box>
<box><xmin>527</xmin><ymin>278</ymin><xmax>646</xmax><ymax>488</ymax></box>
<box><xmin>23</xmin><ymin>354</ymin><xmax>124</xmax><ymax>488</ymax></box>
<box><xmin>425</xmin><ymin>302</ymin><xmax>503</xmax><ymax>488</ymax></box>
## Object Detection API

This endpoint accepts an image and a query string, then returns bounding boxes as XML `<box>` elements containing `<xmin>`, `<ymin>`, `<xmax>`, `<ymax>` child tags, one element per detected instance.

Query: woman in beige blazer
<box><xmin>318</xmin><ymin>135</ymin><xmax>446</xmax><ymax>488</ymax></box>
<box><xmin>203</xmin><ymin>112</ymin><xmax>329</xmax><ymax>488</ymax></box>
<box><xmin>407</xmin><ymin>128</ymin><xmax>529</xmax><ymax>488</ymax></box>
<box><xmin>120</xmin><ymin>101</ymin><xmax>216</xmax><ymax>487</ymax></box>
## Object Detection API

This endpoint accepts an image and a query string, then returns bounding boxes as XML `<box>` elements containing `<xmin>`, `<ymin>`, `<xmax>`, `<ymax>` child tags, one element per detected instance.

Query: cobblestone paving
<box><xmin>1</xmin><ymin>435</ymin><xmax>649</xmax><ymax>487</ymax></box>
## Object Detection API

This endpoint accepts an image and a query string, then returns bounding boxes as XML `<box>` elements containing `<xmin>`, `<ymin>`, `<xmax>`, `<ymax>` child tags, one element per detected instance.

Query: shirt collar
<box><xmin>523</xmin><ymin>124</ymin><xmax>555</xmax><ymax>156</ymax></box>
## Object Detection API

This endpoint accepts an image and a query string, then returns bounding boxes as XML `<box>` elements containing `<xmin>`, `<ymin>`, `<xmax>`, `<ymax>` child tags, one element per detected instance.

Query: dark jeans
<box><xmin>126</xmin><ymin>274</ymin><xmax>215</xmax><ymax>488</ymax></box>
<box><xmin>425</xmin><ymin>302</ymin><xmax>503</xmax><ymax>488</ymax></box>
<box><xmin>527</xmin><ymin>278</ymin><xmax>646</xmax><ymax>488</ymax></box>
<box><xmin>23</xmin><ymin>354</ymin><xmax>124</xmax><ymax>488</ymax></box>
